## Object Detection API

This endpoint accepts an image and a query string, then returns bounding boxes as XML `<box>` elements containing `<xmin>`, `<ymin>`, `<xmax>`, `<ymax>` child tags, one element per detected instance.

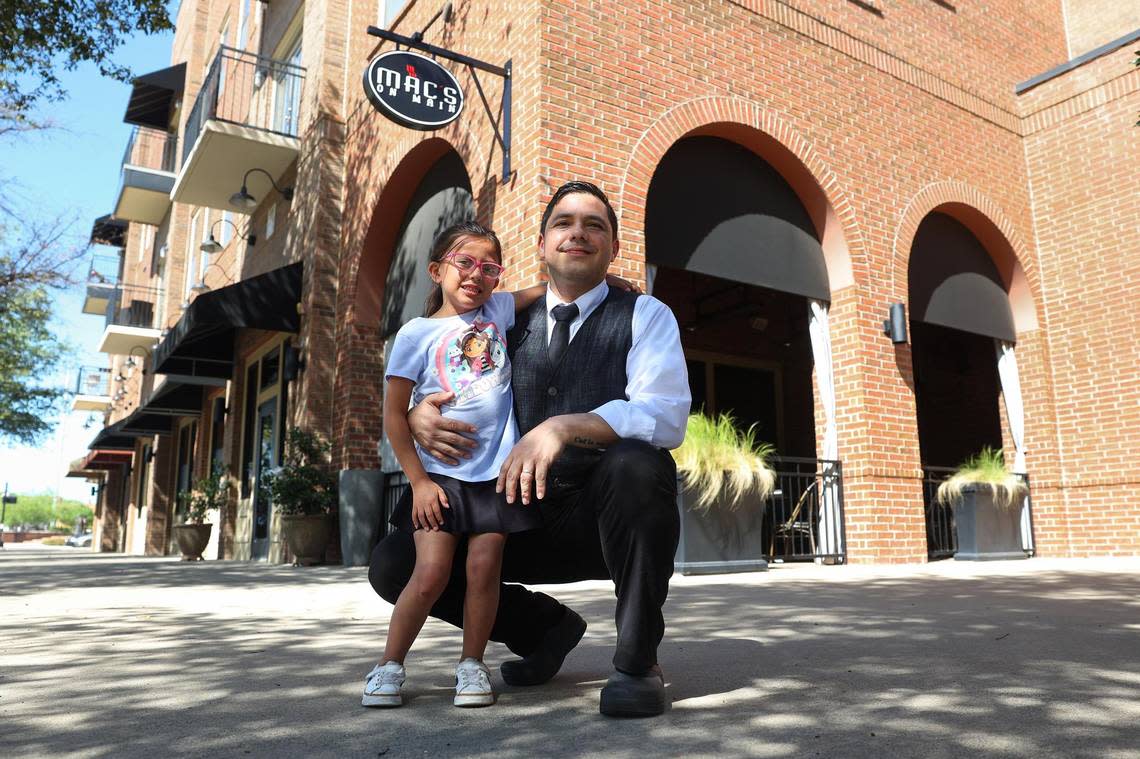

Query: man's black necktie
<box><xmin>548</xmin><ymin>303</ymin><xmax>579</xmax><ymax>366</ymax></box>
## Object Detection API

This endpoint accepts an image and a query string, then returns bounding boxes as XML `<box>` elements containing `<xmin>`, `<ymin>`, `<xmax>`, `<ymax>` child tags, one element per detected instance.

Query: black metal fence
<box><xmin>922</xmin><ymin>465</ymin><xmax>1034</xmax><ymax>560</ymax></box>
<box><xmin>88</xmin><ymin>255</ymin><xmax>121</xmax><ymax>286</ymax></box>
<box><xmin>74</xmin><ymin>366</ymin><xmax>111</xmax><ymax>396</ymax></box>
<box><xmin>765</xmin><ymin>456</ymin><xmax>846</xmax><ymax>564</ymax></box>
<box><xmin>122</xmin><ymin>126</ymin><xmax>178</xmax><ymax>173</ymax></box>
<box><xmin>105</xmin><ymin>284</ymin><xmax>162</xmax><ymax>330</ymax></box>
<box><xmin>379</xmin><ymin>457</ymin><xmax>848</xmax><ymax>565</ymax></box>
<box><xmin>183</xmin><ymin>46</ymin><xmax>307</xmax><ymax>164</ymax></box>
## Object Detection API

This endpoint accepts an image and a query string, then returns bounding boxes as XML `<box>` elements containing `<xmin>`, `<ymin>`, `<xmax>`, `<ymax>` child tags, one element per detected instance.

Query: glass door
<box><xmin>272</xmin><ymin>39</ymin><xmax>302</xmax><ymax>135</ymax></box>
<box><xmin>250</xmin><ymin>397</ymin><xmax>278</xmax><ymax>560</ymax></box>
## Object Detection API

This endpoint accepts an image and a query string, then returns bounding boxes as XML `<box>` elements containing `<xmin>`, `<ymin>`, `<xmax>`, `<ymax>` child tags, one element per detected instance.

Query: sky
<box><xmin>0</xmin><ymin>30</ymin><xmax>176</xmax><ymax>503</ymax></box>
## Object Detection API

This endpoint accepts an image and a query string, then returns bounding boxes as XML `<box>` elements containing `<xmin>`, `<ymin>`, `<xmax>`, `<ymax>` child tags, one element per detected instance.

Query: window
<box><xmin>238</xmin><ymin>0</ymin><xmax>251</xmax><ymax>48</ymax></box>
<box><xmin>382</xmin><ymin>0</ymin><xmax>409</xmax><ymax>25</ymax></box>
<box><xmin>264</xmin><ymin>204</ymin><xmax>276</xmax><ymax>240</ymax></box>
<box><xmin>221</xmin><ymin>210</ymin><xmax>233</xmax><ymax>246</ymax></box>
<box><xmin>199</xmin><ymin>209</ymin><xmax>213</xmax><ymax>285</ymax></box>
<box><xmin>185</xmin><ymin>210</ymin><xmax>200</xmax><ymax>302</ymax></box>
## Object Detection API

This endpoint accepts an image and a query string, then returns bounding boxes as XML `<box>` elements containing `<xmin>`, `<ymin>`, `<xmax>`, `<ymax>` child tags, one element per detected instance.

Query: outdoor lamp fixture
<box><xmin>190</xmin><ymin>263</ymin><xmax>236</xmax><ymax>295</ymax></box>
<box><xmin>128</xmin><ymin>346</ymin><xmax>151</xmax><ymax>376</ymax></box>
<box><xmin>229</xmin><ymin>167</ymin><xmax>294</xmax><ymax>210</ymax></box>
<box><xmin>200</xmin><ymin>218</ymin><xmax>256</xmax><ymax>254</ymax></box>
<box><xmin>883</xmin><ymin>302</ymin><xmax>908</xmax><ymax>344</ymax></box>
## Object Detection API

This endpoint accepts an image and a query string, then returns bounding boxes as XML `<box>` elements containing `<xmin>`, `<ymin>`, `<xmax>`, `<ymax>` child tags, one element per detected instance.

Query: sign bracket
<box><xmin>367</xmin><ymin>25</ymin><xmax>512</xmax><ymax>184</ymax></box>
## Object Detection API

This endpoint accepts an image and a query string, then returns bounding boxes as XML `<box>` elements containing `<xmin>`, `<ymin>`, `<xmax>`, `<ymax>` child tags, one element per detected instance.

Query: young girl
<box><xmin>361</xmin><ymin>220</ymin><xmax>550</xmax><ymax>709</ymax></box>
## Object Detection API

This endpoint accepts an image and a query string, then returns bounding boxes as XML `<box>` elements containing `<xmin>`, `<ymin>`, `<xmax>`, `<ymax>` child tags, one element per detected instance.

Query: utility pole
<box><xmin>1</xmin><ymin>483</ymin><xmax>17</xmax><ymax>549</ymax></box>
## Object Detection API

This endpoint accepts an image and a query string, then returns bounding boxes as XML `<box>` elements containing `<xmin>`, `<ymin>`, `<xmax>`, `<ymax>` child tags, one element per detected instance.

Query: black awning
<box><xmin>139</xmin><ymin>379</ymin><xmax>206</xmax><ymax>416</ymax></box>
<box><xmin>646</xmin><ymin>136</ymin><xmax>830</xmax><ymax>302</ymax></box>
<box><xmin>90</xmin><ymin>214</ymin><xmax>127</xmax><ymax>248</ymax></box>
<box><xmin>154</xmin><ymin>262</ymin><xmax>303</xmax><ymax>379</ymax></box>
<box><xmin>118</xmin><ymin>409</ymin><xmax>176</xmax><ymax>436</ymax></box>
<box><xmin>124</xmin><ymin>63</ymin><xmax>186</xmax><ymax>129</ymax></box>
<box><xmin>908</xmin><ymin>213</ymin><xmax>1016</xmax><ymax>343</ymax></box>
<box><xmin>87</xmin><ymin>419</ymin><xmax>138</xmax><ymax>450</ymax></box>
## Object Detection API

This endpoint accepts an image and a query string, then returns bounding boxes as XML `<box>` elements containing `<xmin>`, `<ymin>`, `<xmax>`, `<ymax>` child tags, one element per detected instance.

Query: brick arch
<box><xmin>893</xmin><ymin>182</ymin><xmax>1038</xmax><ymax>334</ymax></box>
<box><xmin>616</xmin><ymin>97</ymin><xmax>862</xmax><ymax>293</ymax></box>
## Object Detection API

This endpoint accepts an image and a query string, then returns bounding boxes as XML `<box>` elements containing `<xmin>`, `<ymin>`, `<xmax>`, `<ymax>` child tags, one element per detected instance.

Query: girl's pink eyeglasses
<box><xmin>444</xmin><ymin>252</ymin><xmax>505</xmax><ymax>280</ymax></box>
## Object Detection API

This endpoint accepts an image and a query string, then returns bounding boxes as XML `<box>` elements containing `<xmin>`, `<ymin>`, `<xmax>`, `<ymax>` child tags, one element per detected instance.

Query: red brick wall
<box><xmin>1062</xmin><ymin>0</ymin><xmax>1140</xmax><ymax>58</ymax></box>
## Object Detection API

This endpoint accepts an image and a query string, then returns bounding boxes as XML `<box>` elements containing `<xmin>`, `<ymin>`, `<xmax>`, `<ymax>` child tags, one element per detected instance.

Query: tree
<box><xmin>1</xmin><ymin>493</ymin><xmax>93</xmax><ymax>531</ymax></box>
<box><xmin>0</xmin><ymin>0</ymin><xmax>173</xmax><ymax>119</ymax></box>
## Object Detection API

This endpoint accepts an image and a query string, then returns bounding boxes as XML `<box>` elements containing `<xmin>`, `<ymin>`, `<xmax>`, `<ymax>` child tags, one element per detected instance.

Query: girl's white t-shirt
<box><xmin>385</xmin><ymin>291</ymin><xmax>519</xmax><ymax>482</ymax></box>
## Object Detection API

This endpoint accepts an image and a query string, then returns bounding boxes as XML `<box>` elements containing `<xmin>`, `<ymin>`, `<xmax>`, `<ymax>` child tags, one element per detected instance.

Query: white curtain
<box><xmin>808</xmin><ymin>300</ymin><xmax>842</xmax><ymax>557</ymax></box>
<box><xmin>996</xmin><ymin>340</ymin><xmax>1033</xmax><ymax>550</ymax></box>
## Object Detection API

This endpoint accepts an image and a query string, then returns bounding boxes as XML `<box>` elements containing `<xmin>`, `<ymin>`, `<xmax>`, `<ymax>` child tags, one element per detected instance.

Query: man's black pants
<box><xmin>368</xmin><ymin>440</ymin><xmax>680</xmax><ymax>674</ymax></box>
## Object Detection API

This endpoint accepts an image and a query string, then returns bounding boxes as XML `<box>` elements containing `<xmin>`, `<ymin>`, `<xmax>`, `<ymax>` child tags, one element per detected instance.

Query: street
<box><xmin>3</xmin><ymin>546</ymin><xmax>1140</xmax><ymax>758</ymax></box>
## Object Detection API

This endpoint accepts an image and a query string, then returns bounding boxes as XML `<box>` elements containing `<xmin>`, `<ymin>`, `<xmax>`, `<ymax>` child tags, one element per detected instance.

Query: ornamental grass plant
<box><xmin>935</xmin><ymin>446</ymin><xmax>1027</xmax><ymax>509</ymax></box>
<box><xmin>671</xmin><ymin>412</ymin><xmax>776</xmax><ymax>513</ymax></box>
<box><xmin>263</xmin><ymin>427</ymin><xmax>338</xmax><ymax>516</ymax></box>
<box><xmin>177</xmin><ymin>462</ymin><xmax>233</xmax><ymax>524</ymax></box>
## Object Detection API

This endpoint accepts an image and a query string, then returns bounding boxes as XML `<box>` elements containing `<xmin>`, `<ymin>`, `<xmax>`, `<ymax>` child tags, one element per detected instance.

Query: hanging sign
<box><xmin>362</xmin><ymin>50</ymin><xmax>464</xmax><ymax>131</ymax></box>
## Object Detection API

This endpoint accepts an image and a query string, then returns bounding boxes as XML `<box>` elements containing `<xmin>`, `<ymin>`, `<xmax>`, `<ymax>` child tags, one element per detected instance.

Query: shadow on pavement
<box><xmin>3</xmin><ymin>552</ymin><xmax>1140</xmax><ymax>758</ymax></box>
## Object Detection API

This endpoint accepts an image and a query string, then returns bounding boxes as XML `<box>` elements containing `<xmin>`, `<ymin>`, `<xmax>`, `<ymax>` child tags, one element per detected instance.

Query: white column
<box><xmin>996</xmin><ymin>340</ymin><xmax>1033</xmax><ymax>551</ymax></box>
<box><xmin>809</xmin><ymin>300</ymin><xmax>842</xmax><ymax>558</ymax></box>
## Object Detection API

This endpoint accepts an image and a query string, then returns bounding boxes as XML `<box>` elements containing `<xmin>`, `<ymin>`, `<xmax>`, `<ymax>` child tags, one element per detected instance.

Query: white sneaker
<box><xmin>362</xmin><ymin>661</ymin><xmax>405</xmax><ymax>707</ymax></box>
<box><xmin>454</xmin><ymin>658</ymin><xmax>495</xmax><ymax>707</ymax></box>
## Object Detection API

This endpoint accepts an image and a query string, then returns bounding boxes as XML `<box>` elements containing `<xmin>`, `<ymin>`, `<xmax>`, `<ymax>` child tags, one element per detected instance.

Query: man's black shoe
<box><xmin>499</xmin><ymin>609</ymin><xmax>587</xmax><ymax>686</ymax></box>
<box><xmin>599</xmin><ymin>665</ymin><xmax>667</xmax><ymax>717</ymax></box>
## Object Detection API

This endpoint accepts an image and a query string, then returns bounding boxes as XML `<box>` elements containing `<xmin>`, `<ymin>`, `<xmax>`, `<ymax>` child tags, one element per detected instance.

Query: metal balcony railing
<box><xmin>765</xmin><ymin>456</ymin><xmax>846</xmax><ymax>564</ymax></box>
<box><xmin>922</xmin><ymin>465</ymin><xmax>1034</xmax><ymax>560</ymax></box>
<box><xmin>182</xmin><ymin>46</ymin><xmax>307</xmax><ymax>165</ymax></box>
<box><xmin>74</xmin><ymin>366</ymin><xmax>112</xmax><ymax>396</ymax></box>
<box><xmin>122</xmin><ymin>126</ymin><xmax>178</xmax><ymax>173</ymax></box>
<box><xmin>87</xmin><ymin>255</ymin><xmax>121</xmax><ymax>287</ymax></box>
<box><xmin>104</xmin><ymin>284</ymin><xmax>162</xmax><ymax>330</ymax></box>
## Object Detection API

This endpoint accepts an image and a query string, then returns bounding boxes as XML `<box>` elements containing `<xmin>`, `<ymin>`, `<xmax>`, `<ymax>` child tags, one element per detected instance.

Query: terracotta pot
<box><xmin>172</xmin><ymin>523</ymin><xmax>212</xmax><ymax>561</ymax></box>
<box><xmin>281</xmin><ymin>514</ymin><xmax>332</xmax><ymax>566</ymax></box>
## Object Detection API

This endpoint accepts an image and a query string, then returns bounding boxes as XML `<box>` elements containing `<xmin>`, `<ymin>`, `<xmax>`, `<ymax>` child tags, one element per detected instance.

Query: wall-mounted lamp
<box><xmin>201</xmin><ymin>218</ymin><xmax>256</xmax><ymax>254</ymax></box>
<box><xmin>229</xmin><ymin>167</ymin><xmax>294</xmax><ymax>210</ymax></box>
<box><xmin>283</xmin><ymin>342</ymin><xmax>305</xmax><ymax>381</ymax></box>
<box><xmin>127</xmin><ymin>346</ymin><xmax>151</xmax><ymax>376</ymax></box>
<box><xmin>114</xmin><ymin>373</ymin><xmax>126</xmax><ymax>383</ymax></box>
<box><xmin>144</xmin><ymin>447</ymin><xmax>155</xmax><ymax>464</ymax></box>
<box><xmin>883</xmin><ymin>302</ymin><xmax>908</xmax><ymax>344</ymax></box>
<box><xmin>190</xmin><ymin>263</ymin><xmax>237</xmax><ymax>295</ymax></box>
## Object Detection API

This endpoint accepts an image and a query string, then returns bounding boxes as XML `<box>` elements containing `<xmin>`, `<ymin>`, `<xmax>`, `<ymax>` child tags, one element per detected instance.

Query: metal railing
<box><xmin>104</xmin><ymin>284</ymin><xmax>162</xmax><ymax>330</ymax></box>
<box><xmin>87</xmin><ymin>255</ymin><xmax>121</xmax><ymax>287</ymax></box>
<box><xmin>381</xmin><ymin>457</ymin><xmax>847</xmax><ymax>565</ymax></box>
<box><xmin>764</xmin><ymin>456</ymin><xmax>846</xmax><ymax>564</ymax></box>
<box><xmin>380</xmin><ymin>472</ymin><xmax>408</xmax><ymax>540</ymax></box>
<box><xmin>922</xmin><ymin>465</ymin><xmax>1034</xmax><ymax>560</ymax></box>
<box><xmin>122</xmin><ymin>126</ymin><xmax>178</xmax><ymax>173</ymax></box>
<box><xmin>182</xmin><ymin>45</ymin><xmax>307</xmax><ymax>164</ymax></box>
<box><xmin>74</xmin><ymin>366</ymin><xmax>112</xmax><ymax>396</ymax></box>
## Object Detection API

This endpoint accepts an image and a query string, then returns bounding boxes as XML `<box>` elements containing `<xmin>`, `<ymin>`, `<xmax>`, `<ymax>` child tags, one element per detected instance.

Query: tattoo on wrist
<box><xmin>573</xmin><ymin>435</ymin><xmax>601</xmax><ymax>448</ymax></box>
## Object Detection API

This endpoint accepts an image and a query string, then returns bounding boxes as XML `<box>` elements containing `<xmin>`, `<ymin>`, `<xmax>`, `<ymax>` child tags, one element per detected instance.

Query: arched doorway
<box><xmin>646</xmin><ymin>135</ymin><xmax>841</xmax><ymax>563</ymax></box>
<box><xmin>908</xmin><ymin>211</ymin><xmax>1027</xmax><ymax>559</ymax></box>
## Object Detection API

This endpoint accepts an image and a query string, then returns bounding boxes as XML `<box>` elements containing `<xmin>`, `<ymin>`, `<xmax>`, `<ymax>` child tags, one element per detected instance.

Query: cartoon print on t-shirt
<box><xmin>435</xmin><ymin>319</ymin><xmax>508</xmax><ymax>401</ymax></box>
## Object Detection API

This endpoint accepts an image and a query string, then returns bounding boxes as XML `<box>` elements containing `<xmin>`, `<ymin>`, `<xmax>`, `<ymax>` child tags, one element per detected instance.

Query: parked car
<box><xmin>65</xmin><ymin>532</ymin><xmax>93</xmax><ymax>548</ymax></box>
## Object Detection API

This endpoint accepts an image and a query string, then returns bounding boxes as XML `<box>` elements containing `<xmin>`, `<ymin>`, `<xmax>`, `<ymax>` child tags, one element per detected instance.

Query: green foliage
<box><xmin>0</xmin><ymin>274</ymin><xmax>69</xmax><ymax>443</ymax></box>
<box><xmin>262</xmin><ymin>428</ymin><xmax>338</xmax><ymax>517</ymax></box>
<box><xmin>0</xmin><ymin>1</ymin><xmax>173</xmax><ymax>118</ymax></box>
<box><xmin>2</xmin><ymin>493</ymin><xmax>93</xmax><ymax>531</ymax></box>
<box><xmin>935</xmin><ymin>446</ymin><xmax>1027</xmax><ymax>509</ymax></box>
<box><xmin>176</xmin><ymin>462</ymin><xmax>233</xmax><ymax>525</ymax></box>
<box><xmin>671</xmin><ymin>413</ymin><xmax>776</xmax><ymax>513</ymax></box>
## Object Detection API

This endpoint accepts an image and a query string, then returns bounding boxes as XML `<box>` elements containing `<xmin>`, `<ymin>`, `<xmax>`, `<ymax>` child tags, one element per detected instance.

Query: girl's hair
<box><xmin>423</xmin><ymin>220</ymin><xmax>503</xmax><ymax>316</ymax></box>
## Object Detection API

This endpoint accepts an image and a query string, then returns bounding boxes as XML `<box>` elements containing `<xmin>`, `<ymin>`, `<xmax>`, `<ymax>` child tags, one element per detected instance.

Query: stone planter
<box><xmin>282</xmin><ymin>514</ymin><xmax>333</xmax><ymax>566</ymax></box>
<box><xmin>953</xmin><ymin>484</ymin><xmax>1028</xmax><ymax>562</ymax></box>
<box><xmin>674</xmin><ymin>482</ymin><xmax>768</xmax><ymax>575</ymax></box>
<box><xmin>172</xmin><ymin>523</ymin><xmax>212</xmax><ymax>561</ymax></box>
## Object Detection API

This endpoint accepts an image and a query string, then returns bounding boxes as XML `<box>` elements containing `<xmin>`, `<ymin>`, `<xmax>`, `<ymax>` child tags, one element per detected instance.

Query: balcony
<box><xmin>172</xmin><ymin>47</ymin><xmax>305</xmax><ymax>209</ymax></box>
<box><xmin>113</xmin><ymin>127</ymin><xmax>178</xmax><ymax>225</ymax></box>
<box><xmin>72</xmin><ymin>366</ymin><xmax>112</xmax><ymax>412</ymax></box>
<box><xmin>83</xmin><ymin>254</ymin><xmax>121</xmax><ymax>315</ymax></box>
<box><xmin>97</xmin><ymin>284</ymin><xmax>163</xmax><ymax>355</ymax></box>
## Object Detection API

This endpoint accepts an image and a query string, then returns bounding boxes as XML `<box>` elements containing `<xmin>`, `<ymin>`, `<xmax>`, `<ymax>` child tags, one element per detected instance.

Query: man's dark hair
<box><xmin>540</xmin><ymin>181</ymin><xmax>619</xmax><ymax>239</ymax></box>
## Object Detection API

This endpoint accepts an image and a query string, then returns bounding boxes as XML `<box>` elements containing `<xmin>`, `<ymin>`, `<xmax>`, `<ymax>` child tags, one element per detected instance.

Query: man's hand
<box><xmin>410</xmin><ymin>479</ymin><xmax>450</xmax><ymax>531</ymax></box>
<box><xmin>496</xmin><ymin>418</ymin><xmax>569</xmax><ymax>506</ymax></box>
<box><xmin>408</xmin><ymin>390</ymin><xmax>478</xmax><ymax>465</ymax></box>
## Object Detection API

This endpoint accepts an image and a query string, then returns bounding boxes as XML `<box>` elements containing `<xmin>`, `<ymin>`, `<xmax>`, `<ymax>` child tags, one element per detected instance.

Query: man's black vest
<box><xmin>508</xmin><ymin>286</ymin><xmax>639</xmax><ymax>482</ymax></box>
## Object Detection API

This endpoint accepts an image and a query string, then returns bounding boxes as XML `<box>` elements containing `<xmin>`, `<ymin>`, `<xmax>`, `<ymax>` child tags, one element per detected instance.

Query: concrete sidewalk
<box><xmin>3</xmin><ymin>545</ymin><xmax>1139</xmax><ymax>758</ymax></box>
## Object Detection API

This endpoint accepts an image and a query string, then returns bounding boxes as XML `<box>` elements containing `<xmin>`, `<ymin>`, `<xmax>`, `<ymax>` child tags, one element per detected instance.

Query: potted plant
<box><xmin>671</xmin><ymin>413</ymin><xmax>776</xmax><ymax>575</ymax></box>
<box><xmin>935</xmin><ymin>447</ymin><xmax>1029</xmax><ymax>561</ymax></box>
<box><xmin>263</xmin><ymin>427</ymin><xmax>338</xmax><ymax>566</ymax></box>
<box><xmin>172</xmin><ymin>463</ymin><xmax>231</xmax><ymax>561</ymax></box>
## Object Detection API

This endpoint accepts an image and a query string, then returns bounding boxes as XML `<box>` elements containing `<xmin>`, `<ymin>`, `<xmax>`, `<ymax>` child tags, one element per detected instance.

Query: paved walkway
<box><xmin>3</xmin><ymin>544</ymin><xmax>1139</xmax><ymax>758</ymax></box>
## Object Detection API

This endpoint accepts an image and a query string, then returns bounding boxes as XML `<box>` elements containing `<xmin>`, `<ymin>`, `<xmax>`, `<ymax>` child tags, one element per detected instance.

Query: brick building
<box><xmin>73</xmin><ymin>0</ymin><xmax>1139</xmax><ymax>564</ymax></box>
